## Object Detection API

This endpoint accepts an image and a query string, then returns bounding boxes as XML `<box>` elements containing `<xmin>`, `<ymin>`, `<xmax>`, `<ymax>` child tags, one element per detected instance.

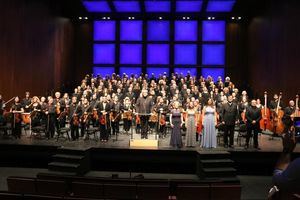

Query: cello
<box><xmin>270</xmin><ymin>92</ymin><xmax>285</xmax><ymax>135</ymax></box>
<box><xmin>259</xmin><ymin>91</ymin><xmax>271</xmax><ymax>131</ymax></box>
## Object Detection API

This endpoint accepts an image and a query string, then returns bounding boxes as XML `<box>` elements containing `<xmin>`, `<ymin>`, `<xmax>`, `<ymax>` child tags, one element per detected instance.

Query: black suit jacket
<box><xmin>246</xmin><ymin>106</ymin><xmax>262</xmax><ymax>128</ymax></box>
<box><xmin>221</xmin><ymin>103</ymin><xmax>239</xmax><ymax>125</ymax></box>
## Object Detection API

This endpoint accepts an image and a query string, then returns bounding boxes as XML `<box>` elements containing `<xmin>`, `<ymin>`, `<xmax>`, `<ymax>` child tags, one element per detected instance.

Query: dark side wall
<box><xmin>0</xmin><ymin>0</ymin><xmax>92</xmax><ymax>100</ymax></box>
<box><xmin>247</xmin><ymin>0</ymin><xmax>300</xmax><ymax>103</ymax></box>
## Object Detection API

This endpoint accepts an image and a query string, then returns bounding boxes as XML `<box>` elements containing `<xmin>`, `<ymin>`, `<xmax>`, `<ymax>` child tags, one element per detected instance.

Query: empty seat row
<box><xmin>7</xmin><ymin>176</ymin><xmax>241</xmax><ymax>200</ymax></box>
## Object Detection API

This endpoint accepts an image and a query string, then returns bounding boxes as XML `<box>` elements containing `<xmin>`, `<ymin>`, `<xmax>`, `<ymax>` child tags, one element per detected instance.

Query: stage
<box><xmin>0</xmin><ymin>131</ymin><xmax>299</xmax><ymax>177</ymax></box>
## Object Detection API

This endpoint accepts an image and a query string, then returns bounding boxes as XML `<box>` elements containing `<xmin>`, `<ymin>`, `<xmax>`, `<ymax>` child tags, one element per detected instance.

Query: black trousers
<box><xmin>46</xmin><ymin>114</ymin><xmax>56</xmax><ymax>138</ymax></box>
<box><xmin>100</xmin><ymin>124</ymin><xmax>109</xmax><ymax>140</ymax></box>
<box><xmin>224</xmin><ymin>124</ymin><xmax>235</xmax><ymax>146</ymax></box>
<box><xmin>123</xmin><ymin>118</ymin><xmax>132</xmax><ymax>132</ymax></box>
<box><xmin>246</xmin><ymin>125</ymin><xmax>259</xmax><ymax>148</ymax></box>
<box><xmin>80</xmin><ymin>122</ymin><xmax>88</xmax><ymax>137</ymax></box>
<box><xmin>111</xmin><ymin>120</ymin><xmax>120</xmax><ymax>135</ymax></box>
<box><xmin>12</xmin><ymin>122</ymin><xmax>22</xmax><ymax>138</ymax></box>
<box><xmin>159</xmin><ymin>124</ymin><xmax>166</xmax><ymax>138</ymax></box>
<box><xmin>71</xmin><ymin>125</ymin><xmax>79</xmax><ymax>140</ymax></box>
<box><xmin>140</xmin><ymin>116</ymin><xmax>149</xmax><ymax>139</ymax></box>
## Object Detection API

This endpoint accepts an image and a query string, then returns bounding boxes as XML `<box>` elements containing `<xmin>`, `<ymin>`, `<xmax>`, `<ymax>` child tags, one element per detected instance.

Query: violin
<box><xmin>159</xmin><ymin>115</ymin><xmax>166</xmax><ymax>126</ymax></box>
<box><xmin>92</xmin><ymin>109</ymin><xmax>99</xmax><ymax>120</ymax></box>
<box><xmin>99</xmin><ymin>111</ymin><xmax>107</xmax><ymax>125</ymax></box>
<box><xmin>73</xmin><ymin>114</ymin><xmax>80</xmax><ymax>126</ymax></box>
<box><xmin>56</xmin><ymin>103</ymin><xmax>61</xmax><ymax>115</ymax></box>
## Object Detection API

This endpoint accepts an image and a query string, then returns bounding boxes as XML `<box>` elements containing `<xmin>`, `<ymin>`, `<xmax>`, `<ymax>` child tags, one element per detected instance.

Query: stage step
<box><xmin>48</xmin><ymin>162</ymin><xmax>80</xmax><ymax>173</ymax></box>
<box><xmin>48</xmin><ymin>147</ymin><xmax>90</xmax><ymax>175</ymax></box>
<box><xmin>203</xmin><ymin>167</ymin><xmax>237</xmax><ymax>178</ymax></box>
<box><xmin>197</xmin><ymin>151</ymin><xmax>239</xmax><ymax>181</ymax></box>
<box><xmin>201</xmin><ymin>159</ymin><xmax>234</xmax><ymax>168</ymax></box>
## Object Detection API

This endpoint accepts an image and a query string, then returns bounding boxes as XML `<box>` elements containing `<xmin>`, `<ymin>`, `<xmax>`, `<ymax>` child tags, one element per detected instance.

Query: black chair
<box><xmin>56</xmin><ymin>127</ymin><xmax>71</xmax><ymax>141</ymax></box>
<box><xmin>85</xmin><ymin>127</ymin><xmax>99</xmax><ymax>141</ymax></box>
<box><xmin>31</xmin><ymin>125</ymin><xmax>46</xmax><ymax>138</ymax></box>
<box><xmin>7</xmin><ymin>176</ymin><xmax>36</xmax><ymax>194</ymax></box>
<box><xmin>236</xmin><ymin>123</ymin><xmax>250</xmax><ymax>146</ymax></box>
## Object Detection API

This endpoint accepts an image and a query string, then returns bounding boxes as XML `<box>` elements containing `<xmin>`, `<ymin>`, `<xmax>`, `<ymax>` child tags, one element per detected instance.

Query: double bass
<box><xmin>259</xmin><ymin>91</ymin><xmax>272</xmax><ymax>131</ymax></box>
<box><xmin>270</xmin><ymin>92</ymin><xmax>285</xmax><ymax>135</ymax></box>
<box><xmin>294</xmin><ymin>95</ymin><xmax>300</xmax><ymax>118</ymax></box>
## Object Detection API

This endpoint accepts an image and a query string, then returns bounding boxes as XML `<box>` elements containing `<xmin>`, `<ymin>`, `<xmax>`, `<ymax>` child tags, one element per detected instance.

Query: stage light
<box><xmin>212</xmin><ymin>17</ymin><xmax>215</xmax><ymax>20</ymax></box>
<box><xmin>183</xmin><ymin>17</ymin><xmax>186</xmax><ymax>20</ymax></box>
<box><xmin>208</xmin><ymin>17</ymin><xmax>211</xmax><ymax>20</ymax></box>
<box><xmin>107</xmin><ymin>17</ymin><xmax>111</xmax><ymax>20</ymax></box>
<box><xmin>128</xmin><ymin>17</ymin><xmax>131</xmax><ymax>19</ymax></box>
<box><xmin>79</xmin><ymin>17</ymin><xmax>82</xmax><ymax>20</ymax></box>
<box><xmin>102</xmin><ymin>17</ymin><xmax>106</xmax><ymax>20</ymax></box>
<box><xmin>187</xmin><ymin>17</ymin><xmax>190</xmax><ymax>20</ymax></box>
<box><xmin>132</xmin><ymin>17</ymin><xmax>135</xmax><ymax>20</ymax></box>
<box><xmin>231</xmin><ymin>17</ymin><xmax>235</xmax><ymax>20</ymax></box>
<box><xmin>85</xmin><ymin>17</ymin><xmax>88</xmax><ymax>20</ymax></box>
<box><xmin>238</xmin><ymin>17</ymin><xmax>242</xmax><ymax>20</ymax></box>
<box><xmin>159</xmin><ymin>17</ymin><xmax>162</xmax><ymax>20</ymax></box>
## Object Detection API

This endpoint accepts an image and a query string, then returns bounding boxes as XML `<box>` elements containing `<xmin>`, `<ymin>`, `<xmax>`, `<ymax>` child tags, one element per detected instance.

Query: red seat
<box><xmin>210</xmin><ymin>183</ymin><xmax>241</xmax><ymax>200</ymax></box>
<box><xmin>7</xmin><ymin>176</ymin><xmax>36</xmax><ymax>194</ymax></box>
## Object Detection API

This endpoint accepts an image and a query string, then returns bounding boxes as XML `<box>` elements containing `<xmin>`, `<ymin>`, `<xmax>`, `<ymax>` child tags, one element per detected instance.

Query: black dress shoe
<box><xmin>229</xmin><ymin>145</ymin><xmax>234</xmax><ymax>149</ymax></box>
<box><xmin>255</xmin><ymin>146</ymin><xmax>261</xmax><ymax>150</ymax></box>
<box><xmin>224</xmin><ymin>144</ymin><xmax>228</xmax><ymax>148</ymax></box>
<box><xmin>244</xmin><ymin>145</ymin><xmax>249</xmax><ymax>149</ymax></box>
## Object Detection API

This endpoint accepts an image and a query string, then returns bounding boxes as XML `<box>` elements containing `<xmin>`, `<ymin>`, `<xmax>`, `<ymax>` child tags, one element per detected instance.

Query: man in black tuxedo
<box><xmin>245</xmin><ymin>100</ymin><xmax>262</xmax><ymax>149</ymax></box>
<box><xmin>221</xmin><ymin>95</ymin><xmax>239</xmax><ymax>148</ymax></box>
<box><xmin>135</xmin><ymin>90</ymin><xmax>154</xmax><ymax>139</ymax></box>
<box><xmin>282</xmin><ymin>100</ymin><xmax>296</xmax><ymax>133</ymax></box>
<box><xmin>97</xmin><ymin>96</ymin><xmax>111</xmax><ymax>142</ymax></box>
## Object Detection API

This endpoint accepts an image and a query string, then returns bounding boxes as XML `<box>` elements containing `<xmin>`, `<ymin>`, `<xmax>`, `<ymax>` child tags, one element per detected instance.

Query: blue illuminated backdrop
<box><xmin>90</xmin><ymin>0</ymin><xmax>232</xmax><ymax>79</ymax></box>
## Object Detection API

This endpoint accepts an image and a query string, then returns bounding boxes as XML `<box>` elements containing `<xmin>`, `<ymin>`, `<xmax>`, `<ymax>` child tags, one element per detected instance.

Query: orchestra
<box><xmin>0</xmin><ymin>72</ymin><xmax>298</xmax><ymax>149</ymax></box>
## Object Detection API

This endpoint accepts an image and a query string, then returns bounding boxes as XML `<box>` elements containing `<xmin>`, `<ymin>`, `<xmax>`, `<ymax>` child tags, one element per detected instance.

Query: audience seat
<box><xmin>7</xmin><ymin>176</ymin><xmax>36</xmax><ymax>194</ymax></box>
<box><xmin>35</xmin><ymin>179</ymin><xmax>67</xmax><ymax>196</ymax></box>
<box><xmin>176</xmin><ymin>184</ymin><xmax>210</xmax><ymax>200</ymax></box>
<box><xmin>210</xmin><ymin>183</ymin><xmax>241</xmax><ymax>200</ymax></box>
<box><xmin>71</xmin><ymin>181</ymin><xmax>103</xmax><ymax>199</ymax></box>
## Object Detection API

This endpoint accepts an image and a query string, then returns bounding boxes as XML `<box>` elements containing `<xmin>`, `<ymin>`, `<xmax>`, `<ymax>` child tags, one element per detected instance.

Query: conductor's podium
<box><xmin>129</xmin><ymin>139</ymin><xmax>158</xmax><ymax>148</ymax></box>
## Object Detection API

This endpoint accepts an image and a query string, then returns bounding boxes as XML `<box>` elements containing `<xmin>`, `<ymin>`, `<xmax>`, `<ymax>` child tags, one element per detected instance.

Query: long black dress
<box><xmin>170</xmin><ymin>109</ymin><xmax>182</xmax><ymax>148</ymax></box>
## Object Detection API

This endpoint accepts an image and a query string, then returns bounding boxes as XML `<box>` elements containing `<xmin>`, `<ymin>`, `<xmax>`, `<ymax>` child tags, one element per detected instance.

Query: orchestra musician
<box><xmin>123</xmin><ymin>97</ymin><xmax>133</xmax><ymax>134</ymax></box>
<box><xmin>80</xmin><ymin>98</ymin><xmax>91</xmax><ymax>138</ymax></box>
<box><xmin>22</xmin><ymin>92</ymin><xmax>32</xmax><ymax>113</ymax></box>
<box><xmin>69</xmin><ymin>96</ymin><xmax>81</xmax><ymax>140</ymax></box>
<box><xmin>111</xmin><ymin>96</ymin><xmax>122</xmax><ymax>136</ymax></box>
<box><xmin>97</xmin><ymin>96</ymin><xmax>111</xmax><ymax>142</ymax></box>
<box><xmin>10</xmin><ymin>96</ymin><xmax>24</xmax><ymax>139</ymax></box>
<box><xmin>45</xmin><ymin>97</ymin><xmax>56</xmax><ymax>139</ymax></box>
<box><xmin>135</xmin><ymin>89</ymin><xmax>154</xmax><ymax>139</ymax></box>
<box><xmin>245</xmin><ymin>100</ymin><xmax>262</xmax><ymax>149</ymax></box>
<box><xmin>155</xmin><ymin>97</ymin><xmax>168</xmax><ymax>139</ymax></box>
<box><xmin>282</xmin><ymin>100</ymin><xmax>296</xmax><ymax>133</ymax></box>
<box><xmin>221</xmin><ymin>95</ymin><xmax>239</xmax><ymax>148</ymax></box>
